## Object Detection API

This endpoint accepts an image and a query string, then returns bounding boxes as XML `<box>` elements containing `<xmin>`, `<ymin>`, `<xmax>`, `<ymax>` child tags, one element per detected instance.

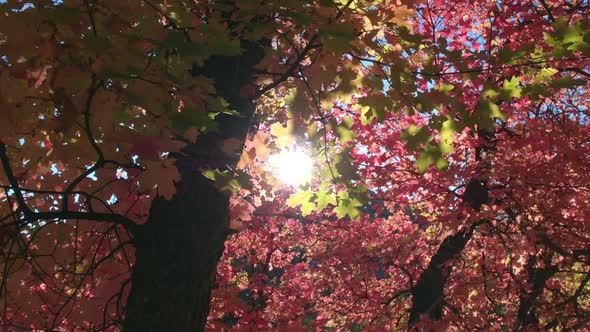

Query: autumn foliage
<box><xmin>1</xmin><ymin>0</ymin><xmax>589</xmax><ymax>330</ymax></box>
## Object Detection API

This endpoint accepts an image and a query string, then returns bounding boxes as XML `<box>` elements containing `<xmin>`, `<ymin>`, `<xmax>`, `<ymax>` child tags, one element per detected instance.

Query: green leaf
<box><xmin>287</xmin><ymin>190</ymin><xmax>315</xmax><ymax>216</ymax></box>
<box><xmin>306</xmin><ymin>122</ymin><xmax>321</xmax><ymax>142</ymax></box>
<box><xmin>435</xmin><ymin>83</ymin><xmax>454</xmax><ymax>94</ymax></box>
<box><xmin>544</xmin><ymin>17</ymin><xmax>590</xmax><ymax>56</ymax></box>
<box><xmin>270</xmin><ymin>122</ymin><xmax>292</xmax><ymax>137</ymax></box>
<box><xmin>535</xmin><ymin>68</ymin><xmax>558</xmax><ymax>83</ymax></box>
<box><xmin>333</xmin><ymin>148</ymin><xmax>357</xmax><ymax>182</ymax></box>
<box><xmin>333</xmin><ymin>191</ymin><xmax>362</xmax><ymax>219</ymax></box>
<box><xmin>202</xmin><ymin>169</ymin><xmax>241</xmax><ymax>192</ymax></box>
<box><xmin>169</xmin><ymin>106</ymin><xmax>218</xmax><ymax>133</ymax></box>
<box><xmin>415</xmin><ymin>149</ymin><xmax>436</xmax><ymax>172</ymax></box>
<box><xmin>195</xmin><ymin>24</ymin><xmax>243</xmax><ymax>57</ymax></box>
<box><xmin>476</xmin><ymin>100</ymin><xmax>505</xmax><ymax>129</ymax></box>
<box><xmin>166</xmin><ymin>2</ymin><xmax>192</xmax><ymax>28</ymax></box>
<box><xmin>334</xmin><ymin>117</ymin><xmax>356</xmax><ymax>143</ymax></box>
<box><xmin>435</xmin><ymin>157</ymin><xmax>449</xmax><ymax>170</ymax></box>
<box><xmin>487</xmin><ymin>102</ymin><xmax>505</xmax><ymax>120</ymax></box>
<box><xmin>315</xmin><ymin>188</ymin><xmax>337</xmax><ymax>210</ymax></box>
<box><xmin>501</xmin><ymin>76</ymin><xmax>522</xmax><ymax>99</ymax></box>
<box><xmin>439</xmin><ymin>115</ymin><xmax>455</xmax><ymax>154</ymax></box>
<box><xmin>550</xmin><ymin>75</ymin><xmax>586</xmax><ymax>89</ymax></box>
<box><xmin>413</xmin><ymin>144</ymin><xmax>449</xmax><ymax>173</ymax></box>
<box><xmin>321</xmin><ymin>22</ymin><xmax>355</xmax><ymax>53</ymax></box>
<box><xmin>396</xmin><ymin>26</ymin><xmax>424</xmax><ymax>49</ymax></box>
<box><xmin>357</xmin><ymin>94</ymin><xmax>390</xmax><ymax>125</ymax></box>
<box><xmin>401</xmin><ymin>125</ymin><xmax>432</xmax><ymax>151</ymax></box>
<box><xmin>300</xmin><ymin>201</ymin><xmax>316</xmax><ymax>216</ymax></box>
<box><xmin>209</xmin><ymin>97</ymin><xmax>239</xmax><ymax>116</ymax></box>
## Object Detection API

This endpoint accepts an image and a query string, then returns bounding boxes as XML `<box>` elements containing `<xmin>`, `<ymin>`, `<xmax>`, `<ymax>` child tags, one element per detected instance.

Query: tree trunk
<box><xmin>408</xmin><ymin>223</ymin><xmax>479</xmax><ymax>326</ymax></box>
<box><xmin>124</xmin><ymin>36</ymin><xmax>265</xmax><ymax>331</ymax></box>
<box><xmin>123</xmin><ymin>171</ymin><xmax>231</xmax><ymax>331</ymax></box>
<box><xmin>408</xmin><ymin>130</ymin><xmax>496</xmax><ymax>328</ymax></box>
<box><xmin>514</xmin><ymin>253</ymin><xmax>557</xmax><ymax>330</ymax></box>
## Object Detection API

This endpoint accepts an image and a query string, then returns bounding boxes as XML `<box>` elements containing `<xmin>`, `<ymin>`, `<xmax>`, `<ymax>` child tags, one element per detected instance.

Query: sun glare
<box><xmin>269</xmin><ymin>150</ymin><xmax>313</xmax><ymax>186</ymax></box>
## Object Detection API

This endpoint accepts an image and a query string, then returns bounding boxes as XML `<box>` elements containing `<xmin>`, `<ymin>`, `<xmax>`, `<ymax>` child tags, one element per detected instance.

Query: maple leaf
<box><xmin>2</xmin><ymin>1</ymin><xmax>590</xmax><ymax>331</ymax></box>
<box><xmin>315</xmin><ymin>188</ymin><xmax>337</xmax><ymax>211</ymax></box>
<box><xmin>502</xmin><ymin>76</ymin><xmax>522</xmax><ymax>99</ymax></box>
<box><xmin>287</xmin><ymin>190</ymin><xmax>314</xmax><ymax>216</ymax></box>
<box><xmin>138</xmin><ymin>159</ymin><xmax>181</xmax><ymax>200</ymax></box>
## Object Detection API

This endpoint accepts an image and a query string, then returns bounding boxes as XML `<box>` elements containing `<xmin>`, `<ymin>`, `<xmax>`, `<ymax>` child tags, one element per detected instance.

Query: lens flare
<box><xmin>268</xmin><ymin>150</ymin><xmax>313</xmax><ymax>186</ymax></box>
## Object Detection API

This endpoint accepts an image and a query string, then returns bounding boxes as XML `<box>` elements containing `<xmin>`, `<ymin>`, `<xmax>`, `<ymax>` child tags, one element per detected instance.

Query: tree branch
<box><xmin>538</xmin><ymin>0</ymin><xmax>556</xmax><ymax>22</ymax></box>
<box><xmin>0</xmin><ymin>143</ymin><xmax>137</xmax><ymax>232</ymax></box>
<box><xmin>254</xmin><ymin>35</ymin><xmax>320</xmax><ymax>98</ymax></box>
<box><xmin>254</xmin><ymin>0</ymin><xmax>355</xmax><ymax>98</ymax></box>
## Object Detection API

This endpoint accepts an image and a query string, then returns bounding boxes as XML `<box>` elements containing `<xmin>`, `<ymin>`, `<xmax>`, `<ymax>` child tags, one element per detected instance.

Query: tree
<box><xmin>0</xmin><ymin>0</ymin><xmax>589</xmax><ymax>331</ymax></box>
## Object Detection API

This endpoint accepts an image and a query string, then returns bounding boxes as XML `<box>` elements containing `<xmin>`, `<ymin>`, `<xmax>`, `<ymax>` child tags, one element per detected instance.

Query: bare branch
<box><xmin>0</xmin><ymin>143</ymin><xmax>137</xmax><ymax>232</ymax></box>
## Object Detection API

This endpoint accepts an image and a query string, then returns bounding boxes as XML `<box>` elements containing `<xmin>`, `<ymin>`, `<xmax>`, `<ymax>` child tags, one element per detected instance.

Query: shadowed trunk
<box><xmin>123</xmin><ymin>36</ymin><xmax>265</xmax><ymax>331</ymax></box>
<box><xmin>408</xmin><ymin>130</ymin><xmax>496</xmax><ymax>328</ymax></box>
<box><xmin>408</xmin><ymin>180</ymin><xmax>489</xmax><ymax>327</ymax></box>
<box><xmin>408</xmin><ymin>224</ymin><xmax>478</xmax><ymax>326</ymax></box>
<box><xmin>514</xmin><ymin>253</ymin><xmax>557</xmax><ymax>330</ymax></box>
<box><xmin>123</xmin><ymin>172</ymin><xmax>231</xmax><ymax>331</ymax></box>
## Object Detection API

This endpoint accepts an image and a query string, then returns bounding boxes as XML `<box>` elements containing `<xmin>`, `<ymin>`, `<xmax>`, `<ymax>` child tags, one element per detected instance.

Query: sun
<box><xmin>268</xmin><ymin>149</ymin><xmax>313</xmax><ymax>186</ymax></box>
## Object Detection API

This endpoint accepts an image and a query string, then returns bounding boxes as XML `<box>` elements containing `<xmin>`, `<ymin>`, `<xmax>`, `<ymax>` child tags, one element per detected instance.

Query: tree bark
<box><xmin>408</xmin><ymin>224</ymin><xmax>477</xmax><ymax>326</ymax></box>
<box><xmin>124</xmin><ymin>37</ymin><xmax>265</xmax><ymax>331</ymax></box>
<box><xmin>408</xmin><ymin>181</ymin><xmax>490</xmax><ymax>327</ymax></box>
<box><xmin>408</xmin><ymin>130</ymin><xmax>496</xmax><ymax>328</ymax></box>
<box><xmin>514</xmin><ymin>253</ymin><xmax>557</xmax><ymax>330</ymax></box>
<box><xmin>123</xmin><ymin>172</ymin><xmax>231</xmax><ymax>331</ymax></box>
